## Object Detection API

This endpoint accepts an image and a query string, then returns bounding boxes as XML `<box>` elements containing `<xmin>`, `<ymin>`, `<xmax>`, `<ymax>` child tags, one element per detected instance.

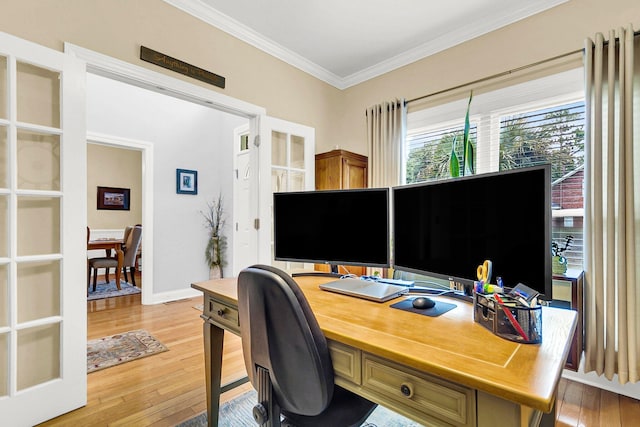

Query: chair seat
<box><xmin>88</xmin><ymin>257</ymin><xmax>119</xmax><ymax>269</ymax></box>
<box><xmin>282</xmin><ymin>385</ymin><xmax>377</xmax><ymax>427</ymax></box>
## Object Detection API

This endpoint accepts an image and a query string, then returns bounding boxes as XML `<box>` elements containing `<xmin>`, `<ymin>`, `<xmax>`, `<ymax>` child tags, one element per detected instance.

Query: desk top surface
<box><xmin>192</xmin><ymin>275</ymin><xmax>577</xmax><ymax>413</ymax></box>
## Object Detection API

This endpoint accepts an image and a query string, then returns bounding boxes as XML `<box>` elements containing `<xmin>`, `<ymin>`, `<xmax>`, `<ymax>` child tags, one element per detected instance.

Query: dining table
<box><xmin>87</xmin><ymin>238</ymin><xmax>125</xmax><ymax>289</ymax></box>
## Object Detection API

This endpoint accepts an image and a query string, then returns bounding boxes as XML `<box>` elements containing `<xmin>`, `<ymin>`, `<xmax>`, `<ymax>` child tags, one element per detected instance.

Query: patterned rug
<box><xmin>177</xmin><ymin>389</ymin><xmax>424</xmax><ymax>427</ymax></box>
<box><xmin>87</xmin><ymin>329</ymin><xmax>168</xmax><ymax>373</ymax></box>
<box><xmin>87</xmin><ymin>280</ymin><xmax>141</xmax><ymax>301</ymax></box>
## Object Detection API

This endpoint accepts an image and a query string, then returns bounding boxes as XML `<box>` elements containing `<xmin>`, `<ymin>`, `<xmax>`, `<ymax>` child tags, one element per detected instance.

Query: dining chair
<box><xmin>123</xmin><ymin>224</ymin><xmax>143</xmax><ymax>277</ymax></box>
<box><xmin>237</xmin><ymin>264</ymin><xmax>378</xmax><ymax>427</ymax></box>
<box><xmin>88</xmin><ymin>225</ymin><xmax>142</xmax><ymax>291</ymax></box>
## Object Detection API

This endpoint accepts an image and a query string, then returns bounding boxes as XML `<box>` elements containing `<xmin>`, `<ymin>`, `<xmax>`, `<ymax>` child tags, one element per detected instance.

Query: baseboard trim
<box><xmin>147</xmin><ymin>287</ymin><xmax>202</xmax><ymax>305</ymax></box>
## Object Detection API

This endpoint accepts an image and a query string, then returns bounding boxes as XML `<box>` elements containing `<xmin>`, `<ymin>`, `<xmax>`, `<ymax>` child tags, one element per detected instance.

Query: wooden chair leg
<box><xmin>92</xmin><ymin>268</ymin><xmax>98</xmax><ymax>292</ymax></box>
<box><xmin>105</xmin><ymin>267</ymin><xmax>110</xmax><ymax>284</ymax></box>
<box><xmin>123</xmin><ymin>267</ymin><xmax>129</xmax><ymax>284</ymax></box>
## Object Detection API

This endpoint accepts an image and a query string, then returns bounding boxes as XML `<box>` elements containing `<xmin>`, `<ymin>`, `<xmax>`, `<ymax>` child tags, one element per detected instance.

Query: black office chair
<box><xmin>238</xmin><ymin>265</ymin><xmax>378</xmax><ymax>427</ymax></box>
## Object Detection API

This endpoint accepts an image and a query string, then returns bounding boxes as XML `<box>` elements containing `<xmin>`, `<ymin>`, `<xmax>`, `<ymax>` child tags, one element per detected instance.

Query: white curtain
<box><xmin>583</xmin><ymin>25</ymin><xmax>640</xmax><ymax>383</ymax></box>
<box><xmin>365</xmin><ymin>99</ymin><xmax>407</xmax><ymax>187</ymax></box>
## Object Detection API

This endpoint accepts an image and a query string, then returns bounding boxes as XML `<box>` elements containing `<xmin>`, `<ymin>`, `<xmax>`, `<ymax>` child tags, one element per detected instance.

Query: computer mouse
<box><xmin>412</xmin><ymin>297</ymin><xmax>435</xmax><ymax>309</ymax></box>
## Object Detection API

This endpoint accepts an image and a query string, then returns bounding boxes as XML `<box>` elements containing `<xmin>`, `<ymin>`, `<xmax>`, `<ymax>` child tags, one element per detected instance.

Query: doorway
<box><xmin>86</xmin><ymin>135</ymin><xmax>151</xmax><ymax>303</ymax></box>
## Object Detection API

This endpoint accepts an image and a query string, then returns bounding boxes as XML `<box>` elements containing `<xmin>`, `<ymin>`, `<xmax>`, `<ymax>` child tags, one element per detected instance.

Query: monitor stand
<box><xmin>292</xmin><ymin>263</ymin><xmax>342</xmax><ymax>278</ymax></box>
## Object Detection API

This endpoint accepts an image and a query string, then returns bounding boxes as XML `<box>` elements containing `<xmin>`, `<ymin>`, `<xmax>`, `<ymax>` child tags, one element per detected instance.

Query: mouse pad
<box><xmin>390</xmin><ymin>298</ymin><xmax>457</xmax><ymax>317</ymax></box>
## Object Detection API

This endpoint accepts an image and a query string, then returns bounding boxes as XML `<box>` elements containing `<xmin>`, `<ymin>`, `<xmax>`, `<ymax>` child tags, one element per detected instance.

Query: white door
<box><xmin>256</xmin><ymin>116</ymin><xmax>315</xmax><ymax>267</ymax></box>
<box><xmin>232</xmin><ymin>124</ymin><xmax>253</xmax><ymax>276</ymax></box>
<box><xmin>0</xmin><ymin>32</ymin><xmax>87</xmax><ymax>425</ymax></box>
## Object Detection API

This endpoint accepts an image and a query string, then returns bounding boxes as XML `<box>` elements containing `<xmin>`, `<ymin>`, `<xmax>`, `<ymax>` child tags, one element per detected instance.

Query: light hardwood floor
<box><xmin>38</xmin><ymin>285</ymin><xmax>640</xmax><ymax>426</ymax></box>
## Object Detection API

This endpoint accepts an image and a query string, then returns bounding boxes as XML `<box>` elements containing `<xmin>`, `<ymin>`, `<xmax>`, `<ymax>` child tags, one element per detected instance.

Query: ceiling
<box><xmin>165</xmin><ymin>0</ymin><xmax>568</xmax><ymax>89</ymax></box>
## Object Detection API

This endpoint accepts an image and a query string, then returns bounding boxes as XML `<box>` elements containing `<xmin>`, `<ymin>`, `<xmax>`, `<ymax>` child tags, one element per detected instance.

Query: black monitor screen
<box><xmin>273</xmin><ymin>188</ymin><xmax>390</xmax><ymax>268</ymax></box>
<box><xmin>393</xmin><ymin>165</ymin><xmax>552</xmax><ymax>299</ymax></box>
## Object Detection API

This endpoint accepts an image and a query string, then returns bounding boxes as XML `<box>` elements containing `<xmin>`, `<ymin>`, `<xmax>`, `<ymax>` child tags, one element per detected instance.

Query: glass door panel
<box><xmin>17</xmin><ymin>197</ymin><xmax>60</xmax><ymax>256</ymax></box>
<box><xmin>289</xmin><ymin>172</ymin><xmax>305</xmax><ymax>191</ymax></box>
<box><xmin>290</xmin><ymin>135</ymin><xmax>305</xmax><ymax>169</ymax></box>
<box><xmin>0</xmin><ymin>126</ymin><xmax>7</xmax><ymax>188</ymax></box>
<box><xmin>17</xmin><ymin>261</ymin><xmax>60</xmax><ymax>323</ymax></box>
<box><xmin>17</xmin><ymin>131</ymin><xmax>60</xmax><ymax>191</ymax></box>
<box><xmin>17</xmin><ymin>323</ymin><xmax>60</xmax><ymax>391</ymax></box>
<box><xmin>271</xmin><ymin>169</ymin><xmax>287</xmax><ymax>193</ymax></box>
<box><xmin>0</xmin><ymin>332</ymin><xmax>6</xmax><ymax>397</ymax></box>
<box><xmin>271</xmin><ymin>131</ymin><xmax>287</xmax><ymax>166</ymax></box>
<box><xmin>0</xmin><ymin>56</ymin><xmax>6</xmax><ymax>120</ymax></box>
<box><xmin>0</xmin><ymin>195</ymin><xmax>6</xmax><ymax>258</ymax></box>
<box><xmin>16</xmin><ymin>62</ymin><xmax>60</xmax><ymax>128</ymax></box>
<box><xmin>0</xmin><ymin>264</ymin><xmax>7</xmax><ymax>327</ymax></box>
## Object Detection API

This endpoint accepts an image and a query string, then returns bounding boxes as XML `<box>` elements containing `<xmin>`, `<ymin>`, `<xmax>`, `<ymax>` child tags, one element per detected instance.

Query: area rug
<box><xmin>87</xmin><ymin>329</ymin><xmax>168</xmax><ymax>373</ymax></box>
<box><xmin>177</xmin><ymin>389</ymin><xmax>424</xmax><ymax>427</ymax></box>
<box><xmin>87</xmin><ymin>280</ymin><xmax>141</xmax><ymax>301</ymax></box>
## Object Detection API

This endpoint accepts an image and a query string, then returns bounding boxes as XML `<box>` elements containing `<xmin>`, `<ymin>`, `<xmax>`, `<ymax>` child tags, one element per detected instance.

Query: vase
<box><xmin>552</xmin><ymin>255</ymin><xmax>567</xmax><ymax>274</ymax></box>
<box><xmin>209</xmin><ymin>265</ymin><xmax>222</xmax><ymax>280</ymax></box>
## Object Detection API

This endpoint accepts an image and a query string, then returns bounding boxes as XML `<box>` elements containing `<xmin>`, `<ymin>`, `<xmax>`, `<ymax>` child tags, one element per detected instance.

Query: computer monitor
<box><xmin>392</xmin><ymin>165</ymin><xmax>552</xmax><ymax>300</ymax></box>
<box><xmin>273</xmin><ymin>188</ymin><xmax>390</xmax><ymax>270</ymax></box>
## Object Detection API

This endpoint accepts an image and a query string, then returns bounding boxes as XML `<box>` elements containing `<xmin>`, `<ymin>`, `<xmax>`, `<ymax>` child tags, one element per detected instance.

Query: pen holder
<box><xmin>474</xmin><ymin>293</ymin><xmax>542</xmax><ymax>344</ymax></box>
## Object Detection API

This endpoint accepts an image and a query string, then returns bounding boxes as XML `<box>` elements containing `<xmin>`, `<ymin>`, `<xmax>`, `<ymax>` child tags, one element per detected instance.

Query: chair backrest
<box><xmin>122</xmin><ymin>226</ymin><xmax>142</xmax><ymax>267</ymax></box>
<box><xmin>237</xmin><ymin>265</ymin><xmax>334</xmax><ymax>416</ymax></box>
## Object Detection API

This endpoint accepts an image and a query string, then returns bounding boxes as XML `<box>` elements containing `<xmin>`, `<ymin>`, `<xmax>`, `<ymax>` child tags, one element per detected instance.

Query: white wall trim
<box><xmin>71</xmin><ymin>45</ymin><xmax>266</xmax><ymax>304</ymax></box>
<box><xmin>149</xmin><ymin>288</ymin><xmax>203</xmax><ymax>305</ymax></box>
<box><xmin>64</xmin><ymin>42</ymin><xmax>266</xmax><ymax>118</ymax></box>
<box><xmin>163</xmin><ymin>0</ymin><xmax>568</xmax><ymax>90</ymax></box>
<box><xmin>87</xmin><ymin>132</ymin><xmax>156</xmax><ymax>305</ymax></box>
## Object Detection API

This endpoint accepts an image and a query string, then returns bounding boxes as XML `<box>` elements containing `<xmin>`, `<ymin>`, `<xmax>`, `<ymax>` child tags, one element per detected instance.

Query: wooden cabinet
<box><xmin>314</xmin><ymin>149</ymin><xmax>368</xmax><ymax>275</ymax></box>
<box><xmin>315</xmin><ymin>149</ymin><xmax>368</xmax><ymax>190</ymax></box>
<box><xmin>551</xmin><ymin>269</ymin><xmax>584</xmax><ymax>371</ymax></box>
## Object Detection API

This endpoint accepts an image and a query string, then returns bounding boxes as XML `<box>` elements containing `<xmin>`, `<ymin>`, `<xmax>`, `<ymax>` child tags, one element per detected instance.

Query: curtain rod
<box><xmin>407</xmin><ymin>28</ymin><xmax>639</xmax><ymax>105</ymax></box>
<box><xmin>405</xmin><ymin>48</ymin><xmax>583</xmax><ymax>105</ymax></box>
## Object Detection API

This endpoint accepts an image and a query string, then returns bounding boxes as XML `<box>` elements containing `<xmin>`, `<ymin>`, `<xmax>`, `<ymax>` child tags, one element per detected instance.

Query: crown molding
<box><xmin>163</xmin><ymin>0</ymin><xmax>345</xmax><ymax>88</ymax></box>
<box><xmin>164</xmin><ymin>0</ymin><xmax>569</xmax><ymax>90</ymax></box>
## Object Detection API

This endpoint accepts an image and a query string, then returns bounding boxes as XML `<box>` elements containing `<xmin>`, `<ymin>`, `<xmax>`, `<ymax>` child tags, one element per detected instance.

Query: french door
<box><xmin>233</xmin><ymin>117</ymin><xmax>315</xmax><ymax>273</ymax></box>
<box><xmin>257</xmin><ymin>116</ymin><xmax>315</xmax><ymax>267</ymax></box>
<box><xmin>0</xmin><ymin>32</ymin><xmax>87</xmax><ymax>425</ymax></box>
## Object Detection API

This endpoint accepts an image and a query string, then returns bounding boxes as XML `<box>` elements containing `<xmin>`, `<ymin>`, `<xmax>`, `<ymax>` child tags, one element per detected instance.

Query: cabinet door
<box><xmin>342</xmin><ymin>156</ymin><xmax>368</xmax><ymax>189</ymax></box>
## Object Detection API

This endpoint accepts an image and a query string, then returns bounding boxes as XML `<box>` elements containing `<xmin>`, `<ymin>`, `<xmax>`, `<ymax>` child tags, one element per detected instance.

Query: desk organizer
<box><xmin>474</xmin><ymin>293</ymin><xmax>542</xmax><ymax>344</ymax></box>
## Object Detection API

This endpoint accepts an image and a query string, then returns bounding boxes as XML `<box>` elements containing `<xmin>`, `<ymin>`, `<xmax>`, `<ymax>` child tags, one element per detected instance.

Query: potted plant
<box><xmin>450</xmin><ymin>91</ymin><xmax>474</xmax><ymax>177</ymax></box>
<box><xmin>551</xmin><ymin>235</ymin><xmax>573</xmax><ymax>274</ymax></box>
<box><xmin>201</xmin><ymin>193</ymin><xmax>227</xmax><ymax>279</ymax></box>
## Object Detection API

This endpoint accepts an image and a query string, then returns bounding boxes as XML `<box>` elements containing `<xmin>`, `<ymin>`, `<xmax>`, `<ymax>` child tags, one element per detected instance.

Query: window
<box><xmin>405</xmin><ymin>68</ymin><xmax>585</xmax><ymax>269</ymax></box>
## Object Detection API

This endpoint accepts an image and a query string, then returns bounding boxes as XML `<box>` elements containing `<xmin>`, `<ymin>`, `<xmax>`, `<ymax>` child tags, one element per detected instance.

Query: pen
<box><xmin>494</xmin><ymin>293</ymin><xmax>529</xmax><ymax>341</ymax></box>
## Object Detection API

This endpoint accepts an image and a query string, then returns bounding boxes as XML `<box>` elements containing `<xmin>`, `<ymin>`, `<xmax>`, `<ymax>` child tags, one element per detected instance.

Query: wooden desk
<box><xmin>192</xmin><ymin>276</ymin><xmax>577</xmax><ymax>427</ymax></box>
<box><xmin>87</xmin><ymin>239</ymin><xmax>124</xmax><ymax>289</ymax></box>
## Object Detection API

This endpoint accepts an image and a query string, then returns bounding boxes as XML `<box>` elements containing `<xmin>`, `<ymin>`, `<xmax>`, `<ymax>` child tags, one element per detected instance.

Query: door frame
<box><xmin>87</xmin><ymin>133</ymin><xmax>154</xmax><ymax>305</ymax></box>
<box><xmin>64</xmin><ymin>43</ymin><xmax>267</xmax><ymax>301</ymax></box>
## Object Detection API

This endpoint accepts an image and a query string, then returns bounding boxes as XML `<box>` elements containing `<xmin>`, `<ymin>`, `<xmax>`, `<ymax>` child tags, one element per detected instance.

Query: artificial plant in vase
<box><xmin>201</xmin><ymin>193</ymin><xmax>227</xmax><ymax>279</ymax></box>
<box><xmin>551</xmin><ymin>235</ymin><xmax>573</xmax><ymax>274</ymax></box>
<box><xmin>450</xmin><ymin>91</ymin><xmax>474</xmax><ymax>177</ymax></box>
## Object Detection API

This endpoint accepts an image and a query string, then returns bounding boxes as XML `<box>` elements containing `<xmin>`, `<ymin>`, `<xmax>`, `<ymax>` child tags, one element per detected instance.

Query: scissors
<box><xmin>476</xmin><ymin>259</ymin><xmax>493</xmax><ymax>285</ymax></box>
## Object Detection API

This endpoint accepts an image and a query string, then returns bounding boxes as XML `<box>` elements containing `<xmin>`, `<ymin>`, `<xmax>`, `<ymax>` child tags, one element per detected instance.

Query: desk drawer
<box><xmin>328</xmin><ymin>340</ymin><xmax>361</xmax><ymax>385</ymax></box>
<box><xmin>206</xmin><ymin>298</ymin><xmax>240</xmax><ymax>333</ymax></box>
<box><xmin>362</xmin><ymin>354</ymin><xmax>475</xmax><ymax>427</ymax></box>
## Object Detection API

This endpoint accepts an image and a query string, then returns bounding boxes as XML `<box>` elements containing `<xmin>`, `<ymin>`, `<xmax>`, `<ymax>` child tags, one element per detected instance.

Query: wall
<box><xmin>338</xmin><ymin>0</ymin><xmax>640</xmax><ymax>156</ymax></box>
<box><xmin>0</xmin><ymin>0</ymin><xmax>342</xmax><ymax>152</ymax></box>
<box><xmin>86</xmin><ymin>73</ymin><xmax>247</xmax><ymax>293</ymax></box>
<box><xmin>87</xmin><ymin>144</ymin><xmax>142</xmax><ymax>230</ymax></box>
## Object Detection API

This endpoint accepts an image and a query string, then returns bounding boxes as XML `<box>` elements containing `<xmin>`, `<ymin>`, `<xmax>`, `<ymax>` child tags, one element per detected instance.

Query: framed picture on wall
<box><xmin>176</xmin><ymin>168</ymin><xmax>198</xmax><ymax>195</ymax></box>
<box><xmin>97</xmin><ymin>186</ymin><xmax>131</xmax><ymax>210</ymax></box>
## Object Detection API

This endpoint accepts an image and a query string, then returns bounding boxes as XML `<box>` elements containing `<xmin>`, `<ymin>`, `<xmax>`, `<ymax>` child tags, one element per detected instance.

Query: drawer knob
<box><xmin>217</xmin><ymin>308</ymin><xmax>227</xmax><ymax>317</ymax></box>
<box><xmin>400</xmin><ymin>383</ymin><xmax>414</xmax><ymax>398</ymax></box>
